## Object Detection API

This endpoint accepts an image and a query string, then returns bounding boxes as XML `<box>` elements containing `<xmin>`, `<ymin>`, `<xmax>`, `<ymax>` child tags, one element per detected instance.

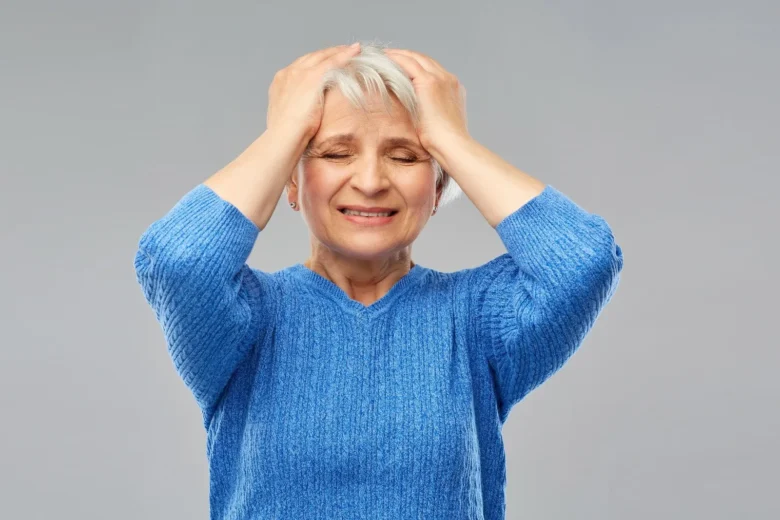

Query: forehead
<box><xmin>314</xmin><ymin>89</ymin><xmax>418</xmax><ymax>146</ymax></box>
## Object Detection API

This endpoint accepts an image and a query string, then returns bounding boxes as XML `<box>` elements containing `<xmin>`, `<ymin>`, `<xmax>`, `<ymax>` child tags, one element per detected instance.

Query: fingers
<box><xmin>295</xmin><ymin>43</ymin><xmax>360</xmax><ymax>69</ymax></box>
<box><xmin>384</xmin><ymin>50</ymin><xmax>430</xmax><ymax>81</ymax></box>
<box><xmin>316</xmin><ymin>43</ymin><xmax>361</xmax><ymax>69</ymax></box>
<box><xmin>300</xmin><ymin>44</ymin><xmax>349</xmax><ymax>67</ymax></box>
<box><xmin>385</xmin><ymin>48</ymin><xmax>447</xmax><ymax>76</ymax></box>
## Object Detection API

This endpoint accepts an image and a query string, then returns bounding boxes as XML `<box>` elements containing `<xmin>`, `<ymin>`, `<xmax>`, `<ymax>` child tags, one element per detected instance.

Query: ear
<box><xmin>435</xmin><ymin>171</ymin><xmax>446</xmax><ymax>206</ymax></box>
<box><xmin>286</xmin><ymin>165</ymin><xmax>300</xmax><ymax>207</ymax></box>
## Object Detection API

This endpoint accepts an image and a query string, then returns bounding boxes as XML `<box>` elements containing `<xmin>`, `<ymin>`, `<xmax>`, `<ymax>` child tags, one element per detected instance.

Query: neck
<box><xmin>303</xmin><ymin>247</ymin><xmax>415</xmax><ymax>306</ymax></box>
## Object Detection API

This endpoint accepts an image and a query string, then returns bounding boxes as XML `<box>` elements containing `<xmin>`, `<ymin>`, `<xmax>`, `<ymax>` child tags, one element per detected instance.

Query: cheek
<box><xmin>300</xmin><ymin>167</ymin><xmax>341</xmax><ymax>205</ymax></box>
<box><xmin>396</xmin><ymin>171</ymin><xmax>437</xmax><ymax>207</ymax></box>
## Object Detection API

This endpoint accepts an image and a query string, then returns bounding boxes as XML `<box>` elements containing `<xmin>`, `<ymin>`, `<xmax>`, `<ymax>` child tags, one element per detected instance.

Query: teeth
<box><xmin>342</xmin><ymin>209</ymin><xmax>394</xmax><ymax>217</ymax></box>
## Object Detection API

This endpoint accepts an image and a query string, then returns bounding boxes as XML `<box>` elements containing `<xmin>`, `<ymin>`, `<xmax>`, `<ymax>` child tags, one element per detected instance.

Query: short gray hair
<box><xmin>306</xmin><ymin>40</ymin><xmax>464</xmax><ymax>209</ymax></box>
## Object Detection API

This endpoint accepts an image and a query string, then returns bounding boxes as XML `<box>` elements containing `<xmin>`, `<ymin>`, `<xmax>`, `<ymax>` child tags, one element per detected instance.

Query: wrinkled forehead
<box><xmin>322</xmin><ymin>90</ymin><xmax>414</xmax><ymax>126</ymax></box>
<box><xmin>309</xmin><ymin>132</ymin><xmax>424</xmax><ymax>154</ymax></box>
<box><xmin>315</xmin><ymin>90</ymin><xmax>418</xmax><ymax>145</ymax></box>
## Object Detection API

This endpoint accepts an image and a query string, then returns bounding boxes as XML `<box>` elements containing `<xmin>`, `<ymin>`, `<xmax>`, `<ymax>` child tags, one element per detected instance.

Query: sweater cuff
<box><xmin>494</xmin><ymin>185</ymin><xmax>617</xmax><ymax>280</ymax></box>
<box><xmin>138</xmin><ymin>183</ymin><xmax>260</xmax><ymax>269</ymax></box>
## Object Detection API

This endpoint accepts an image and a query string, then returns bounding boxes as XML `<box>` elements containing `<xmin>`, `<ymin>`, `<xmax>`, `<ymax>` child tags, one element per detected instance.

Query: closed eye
<box><xmin>323</xmin><ymin>153</ymin><xmax>418</xmax><ymax>163</ymax></box>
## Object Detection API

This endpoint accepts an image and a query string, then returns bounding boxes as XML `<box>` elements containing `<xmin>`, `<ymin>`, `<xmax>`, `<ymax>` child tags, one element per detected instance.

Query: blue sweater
<box><xmin>133</xmin><ymin>182</ymin><xmax>623</xmax><ymax>520</ymax></box>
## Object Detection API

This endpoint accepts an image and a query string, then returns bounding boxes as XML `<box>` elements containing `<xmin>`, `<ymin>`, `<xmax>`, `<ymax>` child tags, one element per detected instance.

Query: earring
<box><xmin>290</xmin><ymin>202</ymin><xmax>297</xmax><ymax>210</ymax></box>
<box><xmin>432</xmin><ymin>205</ymin><xmax>438</xmax><ymax>215</ymax></box>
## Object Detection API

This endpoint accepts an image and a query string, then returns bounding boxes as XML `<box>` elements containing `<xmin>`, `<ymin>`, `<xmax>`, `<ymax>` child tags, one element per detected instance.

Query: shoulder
<box><xmin>420</xmin><ymin>254</ymin><xmax>517</xmax><ymax>300</ymax></box>
<box><xmin>436</xmin><ymin>254</ymin><xmax>516</xmax><ymax>283</ymax></box>
<box><xmin>246</xmin><ymin>265</ymin><xmax>292</xmax><ymax>297</ymax></box>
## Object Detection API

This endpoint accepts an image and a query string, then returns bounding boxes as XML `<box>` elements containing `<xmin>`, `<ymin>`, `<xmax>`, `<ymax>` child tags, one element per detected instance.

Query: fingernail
<box><xmin>350</xmin><ymin>42</ymin><xmax>360</xmax><ymax>48</ymax></box>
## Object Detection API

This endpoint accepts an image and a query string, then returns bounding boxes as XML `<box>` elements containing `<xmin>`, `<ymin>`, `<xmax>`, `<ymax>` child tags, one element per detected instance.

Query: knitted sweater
<box><xmin>133</xmin><ymin>182</ymin><xmax>623</xmax><ymax>520</ymax></box>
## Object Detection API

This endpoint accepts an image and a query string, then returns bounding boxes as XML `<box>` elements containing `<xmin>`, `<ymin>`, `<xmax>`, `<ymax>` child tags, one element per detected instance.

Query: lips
<box><xmin>338</xmin><ymin>206</ymin><xmax>398</xmax><ymax>214</ymax></box>
<box><xmin>339</xmin><ymin>208</ymin><xmax>398</xmax><ymax>226</ymax></box>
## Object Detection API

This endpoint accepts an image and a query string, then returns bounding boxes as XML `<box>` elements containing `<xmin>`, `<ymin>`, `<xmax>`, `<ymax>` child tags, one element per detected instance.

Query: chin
<box><xmin>332</xmin><ymin>239</ymin><xmax>405</xmax><ymax>260</ymax></box>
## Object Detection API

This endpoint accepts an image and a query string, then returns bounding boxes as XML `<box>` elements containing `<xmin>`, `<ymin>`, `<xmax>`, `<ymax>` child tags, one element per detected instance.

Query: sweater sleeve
<box><xmin>468</xmin><ymin>185</ymin><xmax>624</xmax><ymax>423</ymax></box>
<box><xmin>133</xmin><ymin>183</ymin><xmax>277</xmax><ymax>417</ymax></box>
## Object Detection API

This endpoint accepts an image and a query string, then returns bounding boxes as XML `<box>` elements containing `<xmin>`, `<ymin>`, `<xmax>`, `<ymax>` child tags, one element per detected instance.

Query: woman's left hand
<box><xmin>384</xmin><ymin>48</ymin><xmax>470</xmax><ymax>156</ymax></box>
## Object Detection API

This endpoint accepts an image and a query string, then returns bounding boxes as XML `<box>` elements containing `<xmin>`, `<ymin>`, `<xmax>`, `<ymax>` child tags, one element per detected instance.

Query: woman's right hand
<box><xmin>266</xmin><ymin>42</ymin><xmax>361</xmax><ymax>142</ymax></box>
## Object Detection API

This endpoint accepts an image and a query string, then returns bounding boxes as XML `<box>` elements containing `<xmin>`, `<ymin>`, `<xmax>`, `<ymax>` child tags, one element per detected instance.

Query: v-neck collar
<box><xmin>287</xmin><ymin>262</ymin><xmax>429</xmax><ymax>317</ymax></box>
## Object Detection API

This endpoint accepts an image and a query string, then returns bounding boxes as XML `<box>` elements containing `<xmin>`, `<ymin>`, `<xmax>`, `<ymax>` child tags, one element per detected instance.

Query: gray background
<box><xmin>1</xmin><ymin>1</ymin><xmax>777</xmax><ymax>518</ymax></box>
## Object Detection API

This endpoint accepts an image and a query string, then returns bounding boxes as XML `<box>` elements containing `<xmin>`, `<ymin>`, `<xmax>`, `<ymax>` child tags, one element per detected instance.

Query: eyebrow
<box><xmin>311</xmin><ymin>133</ymin><xmax>423</xmax><ymax>150</ymax></box>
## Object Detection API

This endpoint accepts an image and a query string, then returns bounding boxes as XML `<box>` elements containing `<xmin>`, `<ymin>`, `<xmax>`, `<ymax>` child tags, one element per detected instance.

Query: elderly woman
<box><xmin>134</xmin><ymin>41</ymin><xmax>623</xmax><ymax>519</ymax></box>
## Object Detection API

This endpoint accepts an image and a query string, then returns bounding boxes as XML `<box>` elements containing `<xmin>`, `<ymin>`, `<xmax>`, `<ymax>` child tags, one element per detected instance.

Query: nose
<box><xmin>348</xmin><ymin>156</ymin><xmax>391</xmax><ymax>197</ymax></box>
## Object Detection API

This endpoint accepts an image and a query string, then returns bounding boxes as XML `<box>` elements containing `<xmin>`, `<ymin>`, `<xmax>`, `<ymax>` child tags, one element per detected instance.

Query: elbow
<box><xmin>585</xmin><ymin>215</ymin><xmax>624</xmax><ymax>302</ymax></box>
<box><xmin>597</xmin><ymin>214</ymin><xmax>624</xmax><ymax>304</ymax></box>
<box><xmin>547</xmin><ymin>219</ymin><xmax>623</xmax><ymax>319</ymax></box>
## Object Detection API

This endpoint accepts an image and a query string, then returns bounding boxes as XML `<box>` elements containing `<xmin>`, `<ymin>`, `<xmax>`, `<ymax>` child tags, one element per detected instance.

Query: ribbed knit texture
<box><xmin>133</xmin><ymin>183</ymin><xmax>624</xmax><ymax>520</ymax></box>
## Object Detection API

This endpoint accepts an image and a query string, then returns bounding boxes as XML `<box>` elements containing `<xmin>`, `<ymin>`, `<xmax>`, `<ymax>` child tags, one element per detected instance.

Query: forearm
<box><xmin>472</xmin><ymin>184</ymin><xmax>624</xmax><ymax>414</ymax></box>
<box><xmin>431</xmin><ymin>133</ymin><xmax>547</xmax><ymax>228</ymax></box>
<box><xmin>204</xmin><ymin>127</ymin><xmax>308</xmax><ymax>231</ymax></box>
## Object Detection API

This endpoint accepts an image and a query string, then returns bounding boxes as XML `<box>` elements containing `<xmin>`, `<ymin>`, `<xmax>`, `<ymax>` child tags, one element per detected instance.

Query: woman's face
<box><xmin>288</xmin><ymin>89</ymin><xmax>440</xmax><ymax>262</ymax></box>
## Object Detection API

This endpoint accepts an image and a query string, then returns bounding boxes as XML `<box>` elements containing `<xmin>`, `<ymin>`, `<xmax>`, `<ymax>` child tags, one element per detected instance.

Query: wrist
<box><xmin>428</xmin><ymin>131</ymin><xmax>474</xmax><ymax>173</ymax></box>
<box><xmin>264</xmin><ymin>125</ymin><xmax>311</xmax><ymax>154</ymax></box>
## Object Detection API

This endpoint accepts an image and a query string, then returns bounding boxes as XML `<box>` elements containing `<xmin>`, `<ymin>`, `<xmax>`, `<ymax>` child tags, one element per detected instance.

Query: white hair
<box><xmin>304</xmin><ymin>40</ymin><xmax>464</xmax><ymax>209</ymax></box>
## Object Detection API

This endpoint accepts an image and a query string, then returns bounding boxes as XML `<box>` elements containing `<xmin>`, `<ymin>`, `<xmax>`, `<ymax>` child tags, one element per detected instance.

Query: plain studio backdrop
<box><xmin>1</xmin><ymin>1</ymin><xmax>777</xmax><ymax>518</ymax></box>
